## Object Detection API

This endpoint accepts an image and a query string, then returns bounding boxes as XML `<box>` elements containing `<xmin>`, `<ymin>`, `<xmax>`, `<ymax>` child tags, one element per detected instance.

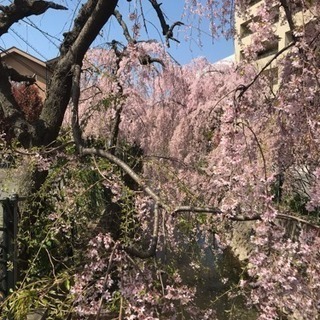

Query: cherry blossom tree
<box><xmin>0</xmin><ymin>0</ymin><xmax>319</xmax><ymax>319</ymax></box>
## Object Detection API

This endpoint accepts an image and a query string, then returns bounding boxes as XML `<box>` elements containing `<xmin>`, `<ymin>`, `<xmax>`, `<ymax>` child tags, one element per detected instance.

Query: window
<box><xmin>285</xmin><ymin>31</ymin><xmax>293</xmax><ymax>46</ymax></box>
<box><xmin>240</xmin><ymin>20</ymin><xmax>253</xmax><ymax>38</ymax></box>
<box><xmin>240</xmin><ymin>6</ymin><xmax>279</xmax><ymax>39</ymax></box>
<box><xmin>290</xmin><ymin>1</ymin><xmax>304</xmax><ymax>14</ymax></box>
<box><xmin>248</xmin><ymin>0</ymin><xmax>262</xmax><ymax>6</ymax></box>
<box><xmin>257</xmin><ymin>41</ymin><xmax>279</xmax><ymax>59</ymax></box>
<box><xmin>270</xmin><ymin>6</ymin><xmax>280</xmax><ymax>23</ymax></box>
<box><xmin>239</xmin><ymin>50</ymin><xmax>245</xmax><ymax>61</ymax></box>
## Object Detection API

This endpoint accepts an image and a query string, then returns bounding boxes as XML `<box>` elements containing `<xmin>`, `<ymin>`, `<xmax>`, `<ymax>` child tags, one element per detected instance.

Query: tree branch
<box><xmin>238</xmin><ymin>121</ymin><xmax>267</xmax><ymax>183</ymax></box>
<box><xmin>1</xmin><ymin>0</ymin><xmax>119</xmax><ymax>147</ymax></box>
<box><xmin>95</xmin><ymin>241</ymin><xmax>120</xmax><ymax>319</ymax></box>
<box><xmin>138</xmin><ymin>55</ymin><xmax>165</xmax><ymax>68</ymax></box>
<box><xmin>113</xmin><ymin>9</ymin><xmax>165</xmax><ymax>68</ymax></box>
<box><xmin>173</xmin><ymin>206</ymin><xmax>222</xmax><ymax>215</ymax></box>
<box><xmin>82</xmin><ymin>147</ymin><xmax>161</xmax><ymax>204</ymax></box>
<box><xmin>279</xmin><ymin>0</ymin><xmax>297</xmax><ymax>42</ymax></box>
<box><xmin>277</xmin><ymin>213</ymin><xmax>320</xmax><ymax>231</ymax></box>
<box><xmin>70</xmin><ymin>64</ymin><xmax>83</xmax><ymax>149</ymax></box>
<box><xmin>0</xmin><ymin>0</ymin><xmax>67</xmax><ymax>35</ymax></box>
<box><xmin>236</xmin><ymin>41</ymin><xmax>295</xmax><ymax>99</ymax></box>
<box><xmin>124</xmin><ymin>203</ymin><xmax>160</xmax><ymax>258</ymax></box>
<box><xmin>148</xmin><ymin>0</ymin><xmax>183</xmax><ymax>47</ymax></box>
<box><xmin>113</xmin><ymin>9</ymin><xmax>134</xmax><ymax>43</ymax></box>
<box><xmin>108</xmin><ymin>104</ymin><xmax>123</xmax><ymax>154</ymax></box>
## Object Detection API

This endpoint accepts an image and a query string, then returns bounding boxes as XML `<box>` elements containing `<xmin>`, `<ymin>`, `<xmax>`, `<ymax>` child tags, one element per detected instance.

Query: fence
<box><xmin>0</xmin><ymin>193</ymin><xmax>18</xmax><ymax>301</ymax></box>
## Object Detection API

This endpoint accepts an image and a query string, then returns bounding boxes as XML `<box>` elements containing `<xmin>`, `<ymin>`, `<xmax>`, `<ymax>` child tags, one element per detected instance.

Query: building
<box><xmin>235</xmin><ymin>0</ymin><xmax>315</xmax><ymax>85</ymax></box>
<box><xmin>0</xmin><ymin>46</ymin><xmax>53</xmax><ymax>99</ymax></box>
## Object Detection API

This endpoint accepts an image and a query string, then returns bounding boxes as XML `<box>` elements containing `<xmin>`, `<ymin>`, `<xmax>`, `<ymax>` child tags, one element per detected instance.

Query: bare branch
<box><xmin>277</xmin><ymin>213</ymin><xmax>320</xmax><ymax>231</ymax></box>
<box><xmin>139</xmin><ymin>55</ymin><xmax>165</xmax><ymax>68</ymax></box>
<box><xmin>165</xmin><ymin>21</ymin><xmax>184</xmax><ymax>47</ymax></box>
<box><xmin>95</xmin><ymin>241</ymin><xmax>120</xmax><ymax>319</ymax></box>
<box><xmin>172</xmin><ymin>207</ymin><xmax>320</xmax><ymax>231</ymax></box>
<box><xmin>114</xmin><ymin>9</ymin><xmax>134</xmax><ymax>43</ymax></box>
<box><xmin>0</xmin><ymin>0</ymin><xmax>67</xmax><ymax>35</ymax></box>
<box><xmin>148</xmin><ymin>0</ymin><xmax>183</xmax><ymax>47</ymax></box>
<box><xmin>124</xmin><ymin>203</ymin><xmax>159</xmax><ymax>258</ymax></box>
<box><xmin>238</xmin><ymin>121</ymin><xmax>268</xmax><ymax>183</ymax></box>
<box><xmin>113</xmin><ymin>9</ymin><xmax>165</xmax><ymax>68</ymax></box>
<box><xmin>82</xmin><ymin>147</ymin><xmax>162</xmax><ymax>204</ymax></box>
<box><xmin>173</xmin><ymin>206</ymin><xmax>222</xmax><ymax>215</ymax></box>
<box><xmin>148</xmin><ymin>0</ymin><xmax>169</xmax><ymax>35</ymax></box>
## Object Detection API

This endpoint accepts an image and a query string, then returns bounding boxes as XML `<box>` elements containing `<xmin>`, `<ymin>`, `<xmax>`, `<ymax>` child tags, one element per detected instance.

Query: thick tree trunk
<box><xmin>0</xmin><ymin>0</ymin><xmax>118</xmax><ymax>147</ymax></box>
<box><xmin>38</xmin><ymin>0</ymin><xmax>118</xmax><ymax>146</ymax></box>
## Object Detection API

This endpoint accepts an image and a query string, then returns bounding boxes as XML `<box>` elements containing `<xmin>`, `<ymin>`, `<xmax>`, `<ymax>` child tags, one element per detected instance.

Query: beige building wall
<box><xmin>235</xmin><ymin>0</ymin><xmax>315</xmax><ymax>85</ymax></box>
<box><xmin>0</xmin><ymin>47</ymin><xmax>52</xmax><ymax>100</ymax></box>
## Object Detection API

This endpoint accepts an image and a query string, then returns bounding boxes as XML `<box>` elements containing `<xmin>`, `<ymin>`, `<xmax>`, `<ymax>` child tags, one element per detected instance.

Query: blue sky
<box><xmin>0</xmin><ymin>0</ymin><xmax>234</xmax><ymax>64</ymax></box>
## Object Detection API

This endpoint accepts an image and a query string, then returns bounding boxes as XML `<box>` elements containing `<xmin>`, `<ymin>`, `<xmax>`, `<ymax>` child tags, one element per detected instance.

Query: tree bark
<box><xmin>0</xmin><ymin>0</ymin><xmax>67</xmax><ymax>35</ymax></box>
<box><xmin>36</xmin><ymin>0</ymin><xmax>118</xmax><ymax>146</ymax></box>
<box><xmin>0</xmin><ymin>0</ymin><xmax>118</xmax><ymax>147</ymax></box>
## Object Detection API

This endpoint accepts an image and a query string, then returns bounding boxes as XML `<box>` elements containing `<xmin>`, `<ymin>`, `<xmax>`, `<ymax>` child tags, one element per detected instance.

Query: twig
<box><xmin>173</xmin><ymin>206</ymin><xmax>222</xmax><ymax>215</ymax></box>
<box><xmin>95</xmin><ymin>241</ymin><xmax>120</xmax><ymax>320</ymax></box>
<box><xmin>45</xmin><ymin>247</ymin><xmax>56</xmax><ymax>278</ymax></box>
<box><xmin>277</xmin><ymin>213</ymin><xmax>320</xmax><ymax>230</ymax></box>
<box><xmin>113</xmin><ymin>10</ymin><xmax>165</xmax><ymax>68</ymax></box>
<box><xmin>238</xmin><ymin>121</ymin><xmax>268</xmax><ymax>183</ymax></box>
<box><xmin>139</xmin><ymin>0</ymin><xmax>149</xmax><ymax>36</ymax></box>
<box><xmin>124</xmin><ymin>202</ymin><xmax>160</xmax><ymax>258</ymax></box>
<box><xmin>3</xmin><ymin>64</ymin><xmax>37</xmax><ymax>84</ymax></box>
<box><xmin>118</xmin><ymin>296</ymin><xmax>123</xmax><ymax>320</ymax></box>
<box><xmin>11</xmin><ymin>141</ymin><xmax>73</xmax><ymax>156</ymax></box>
<box><xmin>236</xmin><ymin>41</ymin><xmax>295</xmax><ymax>99</ymax></box>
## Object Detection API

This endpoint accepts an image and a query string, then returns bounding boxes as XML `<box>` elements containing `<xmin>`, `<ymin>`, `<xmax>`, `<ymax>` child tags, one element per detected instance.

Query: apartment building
<box><xmin>235</xmin><ymin>0</ymin><xmax>315</xmax><ymax>85</ymax></box>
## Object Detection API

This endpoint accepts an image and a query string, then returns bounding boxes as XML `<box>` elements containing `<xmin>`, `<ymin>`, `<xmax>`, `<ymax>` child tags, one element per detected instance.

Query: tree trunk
<box><xmin>0</xmin><ymin>0</ymin><xmax>118</xmax><ymax>147</ymax></box>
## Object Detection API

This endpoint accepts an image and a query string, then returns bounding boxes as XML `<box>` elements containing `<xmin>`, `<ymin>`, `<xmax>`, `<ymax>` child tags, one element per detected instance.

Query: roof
<box><xmin>0</xmin><ymin>46</ymin><xmax>47</xmax><ymax>68</ymax></box>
